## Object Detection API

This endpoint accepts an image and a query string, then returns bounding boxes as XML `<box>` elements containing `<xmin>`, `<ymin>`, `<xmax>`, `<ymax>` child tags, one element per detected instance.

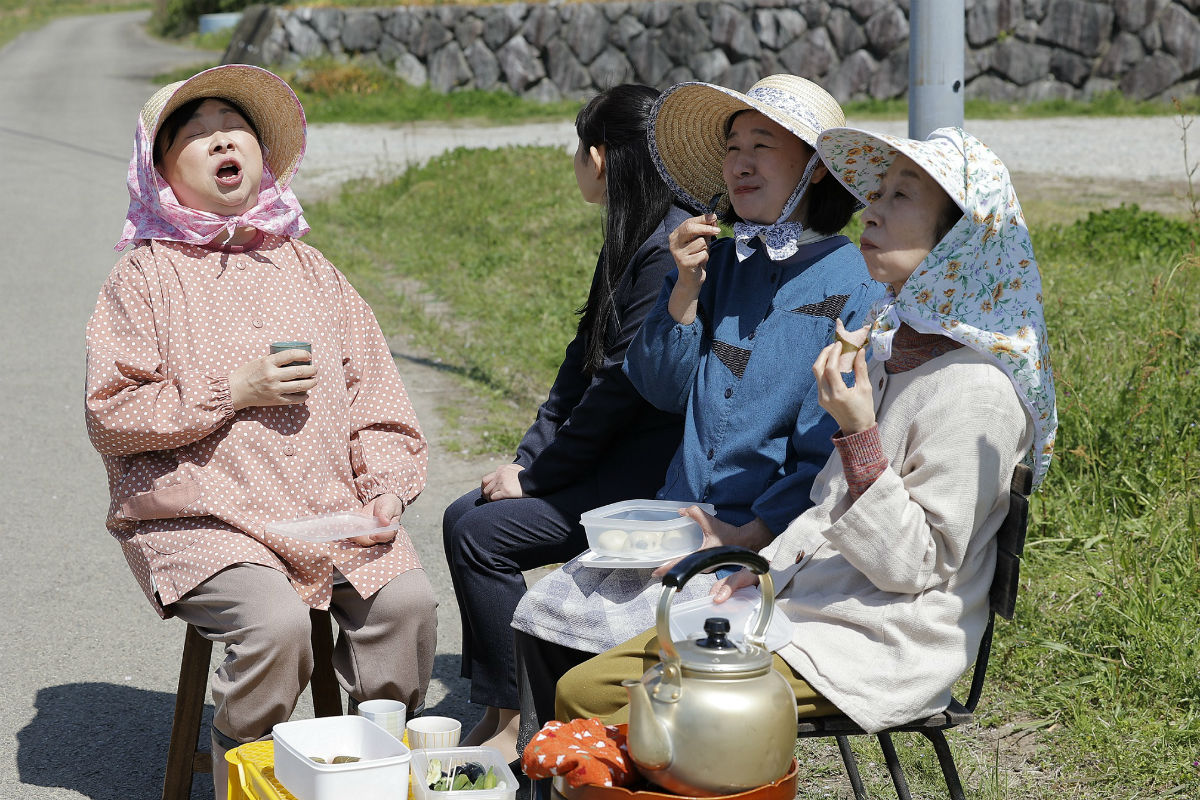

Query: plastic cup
<box><xmin>271</xmin><ymin>341</ymin><xmax>311</xmax><ymax>368</ymax></box>
<box><xmin>405</xmin><ymin>716</ymin><xmax>461</xmax><ymax>750</ymax></box>
<box><xmin>356</xmin><ymin>698</ymin><xmax>407</xmax><ymax>741</ymax></box>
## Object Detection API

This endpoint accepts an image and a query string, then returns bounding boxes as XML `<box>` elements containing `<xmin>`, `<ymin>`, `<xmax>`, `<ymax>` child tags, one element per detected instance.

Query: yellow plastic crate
<box><xmin>226</xmin><ymin>733</ymin><xmax>413</xmax><ymax>800</ymax></box>
<box><xmin>227</xmin><ymin>740</ymin><xmax>295</xmax><ymax>800</ymax></box>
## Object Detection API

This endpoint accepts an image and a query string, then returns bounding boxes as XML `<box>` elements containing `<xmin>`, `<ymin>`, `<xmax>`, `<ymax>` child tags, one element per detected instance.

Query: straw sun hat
<box><xmin>816</xmin><ymin>127</ymin><xmax>971</xmax><ymax>212</ymax></box>
<box><xmin>140</xmin><ymin>64</ymin><xmax>306</xmax><ymax>188</ymax></box>
<box><xmin>649</xmin><ymin>74</ymin><xmax>846</xmax><ymax>216</ymax></box>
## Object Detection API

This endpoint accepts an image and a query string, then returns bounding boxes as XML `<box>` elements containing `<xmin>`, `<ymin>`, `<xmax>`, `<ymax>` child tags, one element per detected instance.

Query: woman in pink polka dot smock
<box><xmin>84</xmin><ymin>64</ymin><xmax>435</xmax><ymax>789</ymax></box>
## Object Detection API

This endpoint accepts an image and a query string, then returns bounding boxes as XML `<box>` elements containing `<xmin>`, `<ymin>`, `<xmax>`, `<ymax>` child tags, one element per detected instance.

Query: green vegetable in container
<box><xmin>426</xmin><ymin>760</ymin><xmax>500</xmax><ymax>791</ymax></box>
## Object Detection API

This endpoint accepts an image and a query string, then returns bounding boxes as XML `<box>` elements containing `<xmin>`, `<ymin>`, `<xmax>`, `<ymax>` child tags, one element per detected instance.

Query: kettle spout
<box><xmin>622</xmin><ymin>678</ymin><xmax>672</xmax><ymax>770</ymax></box>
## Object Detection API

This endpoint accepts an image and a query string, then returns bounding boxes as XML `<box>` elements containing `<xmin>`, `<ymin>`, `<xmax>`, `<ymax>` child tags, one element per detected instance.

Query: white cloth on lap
<box><xmin>511</xmin><ymin>554</ymin><xmax>718</xmax><ymax>653</ymax></box>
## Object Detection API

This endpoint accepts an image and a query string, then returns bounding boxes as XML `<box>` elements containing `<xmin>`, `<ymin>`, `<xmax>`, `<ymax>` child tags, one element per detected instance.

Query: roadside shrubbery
<box><xmin>150</xmin><ymin>0</ymin><xmax>284</xmax><ymax>37</ymax></box>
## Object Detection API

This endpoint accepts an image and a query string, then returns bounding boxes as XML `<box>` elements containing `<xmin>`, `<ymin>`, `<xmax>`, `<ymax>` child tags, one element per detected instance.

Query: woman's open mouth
<box><xmin>215</xmin><ymin>159</ymin><xmax>242</xmax><ymax>187</ymax></box>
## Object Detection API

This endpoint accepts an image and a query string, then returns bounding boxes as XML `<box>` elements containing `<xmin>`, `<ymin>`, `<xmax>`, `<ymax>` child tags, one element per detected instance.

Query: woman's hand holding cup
<box><xmin>230</xmin><ymin>349</ymin><xmax>317</xmax><ymax>410</ymax></box>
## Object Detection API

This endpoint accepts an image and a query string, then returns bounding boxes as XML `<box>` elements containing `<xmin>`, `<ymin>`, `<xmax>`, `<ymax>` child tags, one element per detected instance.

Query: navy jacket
<box><xmin>513</xmin><ymin>205</ymin><xmax>690</xmax><ymax>498</ymax></box>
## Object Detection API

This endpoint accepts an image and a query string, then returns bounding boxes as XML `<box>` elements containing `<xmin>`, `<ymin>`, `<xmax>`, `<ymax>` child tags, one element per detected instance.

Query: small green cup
<box><xmin>271</xmin><ymin>341</ymin><xmax>312</xmax><ymax>368</ymax></box>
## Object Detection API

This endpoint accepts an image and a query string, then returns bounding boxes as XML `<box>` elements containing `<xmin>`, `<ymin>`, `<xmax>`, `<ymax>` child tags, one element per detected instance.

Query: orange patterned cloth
<box><xmin>521</xmin><ymin>718</ymin><xmax>637</xmax><ymax>788</ymax></box>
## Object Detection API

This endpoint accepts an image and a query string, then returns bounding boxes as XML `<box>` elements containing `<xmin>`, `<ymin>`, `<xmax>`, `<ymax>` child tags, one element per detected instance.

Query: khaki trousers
<box><xmin>169</xmin><ymin>562</ymin><xmax>437</xmax><ymax>744</ymax></box>
<box><xmin>554</xmin><ymin>628</ymin><xmax>840</xmax><ymax>724</ymax></box>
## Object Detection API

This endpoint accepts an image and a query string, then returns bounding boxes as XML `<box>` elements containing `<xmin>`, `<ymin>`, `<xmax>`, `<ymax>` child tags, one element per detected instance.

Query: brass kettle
<box><xmin>622</xmin><ymin>546</ymin><xmax>797</xmax><ymax>797</ymax></box>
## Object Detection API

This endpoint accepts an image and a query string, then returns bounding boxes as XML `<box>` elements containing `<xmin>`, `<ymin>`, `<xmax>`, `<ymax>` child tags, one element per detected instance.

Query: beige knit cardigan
<box><xmin>761</xmin><ymin>346</ymin><xmax>1033</xmax><ymax>733</ymax></box>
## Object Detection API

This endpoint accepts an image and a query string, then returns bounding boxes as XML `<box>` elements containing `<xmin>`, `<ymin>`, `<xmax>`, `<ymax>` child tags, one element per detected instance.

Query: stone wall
<box><xmin>224</xmin><ymin>0</ymin><xmax>1199</xmax><ymax>104</ymax></box>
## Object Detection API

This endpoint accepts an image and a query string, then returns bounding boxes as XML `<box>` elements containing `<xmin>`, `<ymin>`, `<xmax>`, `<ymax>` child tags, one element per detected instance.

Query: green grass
<box><xmin>152</xmin><ymin>57</ymin><xmax>1196</xmax><ymax>128</ymax></box>
<box><xmin>305</xmin><ymin>147</ymin><xmax>1200</xmax><ymax>798</ymax></box>
<box><xmin>845</xmin><ymin>91</ymin><xmax>1200</xmax><ymax>120</ymax></box>
<box><xmin>0</xmin><ymin>0</ymin><xmax>147</xmax><ymax>49</ymax></box>
<box><xmin>154</xmin><ymin>57</ymin><xmax>584</xmax><ymax>125</ymax></box>
<box><xmin>303</xmin><ymin>146</ymin><xmax>597</xmax><ymax>453</ymax></box>
<box><xmin>989</xmin><ymin>205</ymin><xmax>1200</xmax><ymax>796</ymax></box>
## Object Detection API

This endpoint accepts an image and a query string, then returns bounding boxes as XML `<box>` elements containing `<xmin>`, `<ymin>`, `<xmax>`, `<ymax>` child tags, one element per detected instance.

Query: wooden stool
<box><xmin>161</xmin><ymin>608</ymin><xmax>343</xmax><ymax>800</ymax></box>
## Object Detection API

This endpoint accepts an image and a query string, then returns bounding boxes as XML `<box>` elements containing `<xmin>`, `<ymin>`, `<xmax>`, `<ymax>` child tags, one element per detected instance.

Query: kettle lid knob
<box><xmin>696</xmin><ymin>617</ymin><xmax>734</xmax><ymax>650</ymax></box>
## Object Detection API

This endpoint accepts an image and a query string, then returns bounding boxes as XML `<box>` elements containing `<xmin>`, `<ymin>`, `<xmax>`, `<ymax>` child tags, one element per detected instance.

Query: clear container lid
<box><xmin>265</xmin><ymin>511</ymin><xmax>399</xmax><ymax>543</ymax></box>
<box><xmin>668</xmin><ymin>588</ymin><xmax>792</xmax><ymax>652</ymax></box>
<box><xmin>580</xmin><ymin>499</ymin><xmax>717</xmax><ymax>529</ymax></box>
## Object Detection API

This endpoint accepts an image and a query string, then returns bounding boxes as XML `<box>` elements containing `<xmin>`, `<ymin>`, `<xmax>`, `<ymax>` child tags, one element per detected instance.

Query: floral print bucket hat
<box><xmin>817</xmin><ymin>126</ymin><xmax>1058</xmax><ymax>489</ymax></box>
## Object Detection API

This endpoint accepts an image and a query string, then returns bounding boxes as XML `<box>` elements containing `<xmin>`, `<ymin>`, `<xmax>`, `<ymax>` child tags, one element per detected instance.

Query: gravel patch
<box><xmin>291</xmin><ymin>116</ymin><xmax>1197</xmax><ymax>204</ymax></box>
<box><xmin>856</xmin><ymin>116</ymin><xmax>1193</xmax><ymax>181</ymax></box>
<box><xmin>293</xmin><ymin>120</ymin><xmax>577</xmax><ymax>200</ymax></box>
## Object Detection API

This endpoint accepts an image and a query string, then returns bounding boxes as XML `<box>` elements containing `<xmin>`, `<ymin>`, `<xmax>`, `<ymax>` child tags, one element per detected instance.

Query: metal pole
<box><xmin>908</xmin><ymin>0</ymin><xmax>965</xmax><ymax>139</ymax></box>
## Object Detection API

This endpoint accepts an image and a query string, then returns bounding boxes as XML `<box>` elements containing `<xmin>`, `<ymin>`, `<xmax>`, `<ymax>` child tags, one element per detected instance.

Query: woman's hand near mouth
<box><xmin>667</xmin><ymin>214</ymin><xmax>721</xmax><ymax>325</ymax></box>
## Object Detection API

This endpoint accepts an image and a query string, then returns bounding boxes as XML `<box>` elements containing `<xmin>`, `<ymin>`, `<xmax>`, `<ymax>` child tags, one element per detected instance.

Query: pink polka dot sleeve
<box><xmin>329</xmin><ymin>264</ymin><xmax>428</xmax><ymax>508</ymax></box>
<box><xmin>85</xmin><ymin>253</ymin><xmax>236</xmax><ymax>456</ymax></box>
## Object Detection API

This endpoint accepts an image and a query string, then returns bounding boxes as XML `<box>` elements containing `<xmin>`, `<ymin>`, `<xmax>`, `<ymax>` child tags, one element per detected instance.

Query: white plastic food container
<box><xmin>580</xmin><ymin>499</ymin><xmax>715</xmax><ymax>559</ymax></box>
<box><xmin>273</xmin><ymin>715</ymin><xmax>411</xmax><ymax>800</ymax></box>
<box><xmin>410</xmin><ymin>745</ymin><xmax>518</xmax><ymax>800</ymax></box>
<box><xmin>265</xmin><ymin>511</ymin><xmax>399</xmax><ymax>542</ymax></box>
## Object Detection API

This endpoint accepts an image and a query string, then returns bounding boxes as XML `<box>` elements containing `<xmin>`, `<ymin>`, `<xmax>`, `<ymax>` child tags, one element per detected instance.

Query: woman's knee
<box><xmin>554</xmin><ymin>660</ymin><xmax>587</xmax><ymax>721</ymax></box>
<box><xmin>380</xmin><ymin>568</ymin><xmax>438</xmax><ymax>625</ymax></box>
<box><xmin>246</xmin><ymin>596</ymin><xmax>315</xmax><ymax>666</ymax></box>
<box><xmin>442</xmin><ymin>490</ymin><xmax>485</xmax><ymax>552</ymax></box>
<box><xmin>554</xmin><ymin>656</ymin><xmax>617</xmax><ymax>722</ymax></box>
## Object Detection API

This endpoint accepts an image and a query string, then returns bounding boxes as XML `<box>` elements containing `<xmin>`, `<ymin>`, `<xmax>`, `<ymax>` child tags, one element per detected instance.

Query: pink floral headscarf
<box><xmin>115</xmin><ymin>113</ymin><xmax>308</xmax><ymax>251</ymax></box>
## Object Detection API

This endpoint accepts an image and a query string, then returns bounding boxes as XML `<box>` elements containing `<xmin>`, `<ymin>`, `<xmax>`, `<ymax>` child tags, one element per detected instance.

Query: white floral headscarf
<box><xmin>818</xmin><ymin>126</ymin><xmax>1057</xmax><ymax>488</ymax></box>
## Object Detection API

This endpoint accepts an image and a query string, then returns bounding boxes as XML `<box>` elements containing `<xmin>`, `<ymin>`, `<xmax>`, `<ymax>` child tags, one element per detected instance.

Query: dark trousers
<box><xmin>515</xmin><ymin>630</ymin><xmax>595</xmax><ymax>732</ymax></box>
<box><xmin>442</xmin><ymin>482</ymin><xmax>601</xmax><ymax>709</ymax></box>
<box><xmin>515</xmin><ymin>630</ymin><xmax>596</xmax><ymax>800</ymax></box>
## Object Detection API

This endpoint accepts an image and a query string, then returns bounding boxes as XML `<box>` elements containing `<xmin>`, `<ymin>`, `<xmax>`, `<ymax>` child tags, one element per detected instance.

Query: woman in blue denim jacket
<box><xmin>512</xmin><ymin>74</ymin><xmax>885</xmax><ymax>740</ymax></box>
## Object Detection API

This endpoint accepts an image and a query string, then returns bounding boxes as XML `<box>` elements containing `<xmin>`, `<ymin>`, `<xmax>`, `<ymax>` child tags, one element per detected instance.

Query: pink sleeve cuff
<box><xmin>834</xmin><ymin>425</ymin><xmax>888</xmax><ymax>501</ymax></box>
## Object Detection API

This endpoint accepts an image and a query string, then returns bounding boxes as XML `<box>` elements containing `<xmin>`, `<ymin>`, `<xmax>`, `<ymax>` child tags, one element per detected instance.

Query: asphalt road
<box><xmin>0</xmin><ymin>11</ymin><xmax>488</xmax><ymax>800</ymax></box>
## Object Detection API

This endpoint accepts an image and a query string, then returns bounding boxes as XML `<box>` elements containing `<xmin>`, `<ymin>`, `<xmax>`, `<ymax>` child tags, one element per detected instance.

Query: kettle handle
<box><xmin>655</xmin><ymin>546</ymin><xmax>776</xmax><ymax>666</ymax></box>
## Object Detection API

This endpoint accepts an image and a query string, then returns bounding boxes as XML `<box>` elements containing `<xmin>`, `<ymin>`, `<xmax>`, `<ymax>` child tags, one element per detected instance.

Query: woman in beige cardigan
<box><xmin>554</xmin><ymin>126</ymin><xmax>1058</xmax><ymax>735</ymax></box>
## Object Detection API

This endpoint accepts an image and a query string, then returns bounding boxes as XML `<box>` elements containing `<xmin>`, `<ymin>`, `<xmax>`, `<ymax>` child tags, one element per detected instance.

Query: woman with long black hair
<box><xmin>441</xmin><ymin>84</ymin><xmax>688</xmax><ymax>761</ymax></box>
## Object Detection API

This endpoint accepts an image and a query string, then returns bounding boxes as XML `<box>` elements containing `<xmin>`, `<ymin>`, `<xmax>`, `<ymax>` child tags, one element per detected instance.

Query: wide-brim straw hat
<box><xmin>815</xmin><ymin>127</ymin><xmax>969</xmax><ymax>212</ymax></box>
<box><xmin>140</xmin><ymin>64</ymin><xmax>306</xmax><ymax>188</ymax></box>
<box><xmin>649</xmin><ymin>74</ymin><xmax>846</xmax><ymax>216</ymax></box>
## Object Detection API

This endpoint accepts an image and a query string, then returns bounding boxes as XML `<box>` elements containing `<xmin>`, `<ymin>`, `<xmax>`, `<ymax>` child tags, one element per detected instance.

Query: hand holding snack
<box><xmin>833</xmin><ymin>318</ymin><xmax>869</xmax><ymax>372</ymax></box>
<box><xmin>814</xmin><ymin>320</ymin><xmax>876</xmax><ymax>435</ymax></box>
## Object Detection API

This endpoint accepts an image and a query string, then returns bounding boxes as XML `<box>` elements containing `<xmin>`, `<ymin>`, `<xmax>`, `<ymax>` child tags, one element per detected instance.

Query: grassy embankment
<box><xmin>300</xmin><ymin>139</ymin><xmax>1198</xmax><ymax>799</ymax></box>
<box><xmin>157</xmin><ymin>49</ymin><xmax>1200</xmax><ymax>127</ymax></box>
